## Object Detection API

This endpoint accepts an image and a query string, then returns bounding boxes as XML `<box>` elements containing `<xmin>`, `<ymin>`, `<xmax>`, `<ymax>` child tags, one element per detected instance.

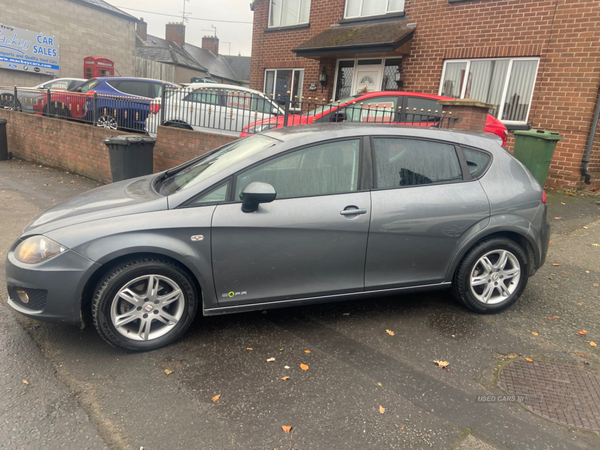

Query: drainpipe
<box><xmin>582</xmin><ymin>85</ymin><xmax>600</xmax><ymax>184</ymax></box>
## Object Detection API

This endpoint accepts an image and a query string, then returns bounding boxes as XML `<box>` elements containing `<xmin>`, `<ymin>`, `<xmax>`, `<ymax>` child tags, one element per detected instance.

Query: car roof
<box><xmin>353</xmin><ymin>91</ymin><xmax>452</xmax><ymax>101</ymax></box>
<box><xmin>262</xmin><ymin>122</ymin><xmax>500</xmax><ymax>148</ymax></box>
<box><xmin>183</xmin><ymin>83</ymin><xmax>264</xmax><ymax>94</ymax></box>
<box><xmin>95</xmin><ymin>77</ymin><xmax>178</xmax><ymax>85</ymax></box>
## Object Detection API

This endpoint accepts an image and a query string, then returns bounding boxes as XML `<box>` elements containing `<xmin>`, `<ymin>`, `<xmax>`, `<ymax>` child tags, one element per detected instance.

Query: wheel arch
<box><xmin>446</xmin><ymin>215</ymin><xmax>538</xmax><ymax>282</ymax></box>
<box><xmin>80</xmin><ymin>250</ymin><xmax>207</xmax><ymax>322</ymax></box>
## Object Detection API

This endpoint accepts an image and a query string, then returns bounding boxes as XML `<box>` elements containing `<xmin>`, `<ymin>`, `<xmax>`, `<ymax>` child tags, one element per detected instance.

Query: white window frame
<box><xmin>268</xmin><ymin>0</ymin><xmax>311</xmax><ymax>28</ymax></box>
<box><xmin>438</xmin><ymin>57</ymin><xmax>540</xmax><ymax>125</ymax></box>
<box><xmin>264</xmin><ymin>68</ymin><xmax>304</xmax><ymax>110</ymax></box>
<box><xmin>344</xmin><ymin>0</ymin><xmax>405</xmax><ymax>19</ymax></box>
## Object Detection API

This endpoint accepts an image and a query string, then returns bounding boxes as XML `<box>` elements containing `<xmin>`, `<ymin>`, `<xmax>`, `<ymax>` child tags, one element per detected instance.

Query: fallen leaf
<box><xmin>279</xmin><ymin>348</ymin><xmax>284</xmax><ymax>352</ymax></box>
<box><xmin>342</xmin><ymin>313</ymin><xmax>350</xmax><ymax>316</ymax></box>
<box><xmin>377</xmin><ymin>382</ymin><xmax>382</xmax><ymax>386</ymax></box>
<box><xmin>281</xmin><ymin>376</ymin><xmax>290</xmax><ymax>381</ymax></box>
<box><xmin>590</xmin><ymin>342</ymin><xmax>597</xmax><ymax>347</ymax></box>
<box><xmin>434</xmin><ymin>360</ymin><xmax>449</xmax><ymax>369</ymax></box>
<box><xmin>552</xmin><ymin>264</ymin><xmax>560</xmax><ymax>267</ymax></box>
<box><xmin>164</xmin><ymin>369</ymin><xmax>174</xmax><ymax>375</ymax></box>
<box><xmin>574</xmin><ymin>351</ymin><xmax>590</xmax><ymax>358</ymax></box>
<box><xmin>561</xmin><ymin>202</ymin><xmax>565</xmax><ymax>205</ymax></box>
<box><xmin>284</xmin><ymin>365</ymin><xmax>290</xmax><ymax>369</ymax></box>
<box><xmin>554</xmin><ymin>217</ymin><xmax>563</xmax><ymax>220</ymax></box>
<box><xmin>546</xmin><ymin>315</ymin><xmax>560</xmax><ymax>320</ymax></box>
<box><xmin>583</xmin><ymin>226</ymin><xmax>589</xmax><ymax>229</ymax></box>
<box><xmin>246</xmin><ymin>348</ymin><xmax>253</xmax><ymax>351</ymax></box>
<box><xmin>386</xmin><ymin>329</ymin><xmax>395</xmax><ymax>336</ymax></box>
<box><xmin>379</xmin><ymin>405</ymin><xmax>385</xmax><ymax>414</ymax></box>
<box><xmin>22</xmin><ymin>380</ymin><xmax>29</xmax><ymax>385</ymax></box>
<box><xmin>525</xmin><ymin>358</ymin><xmax>533</xmax><ymax>362</ymax></box>
<box><xmin>592</xmin><ymin>244</ymin><xmax>599</xmax><ymax>247</ymax></box>
<box><xmin>211</xmin><ymin>394</ymin><xmax>221</xmax><ymax>402</ymax></box>
<box><xmin>577</xmin><ymin>330</ymin><xmax>588</xmax><ymax>336</ymax></box>
<box><xmin>304</xmin><ymin>350</ymin><xmax>310</xmax><ymax>353</ymax></box>
<box><xmin>585</xmin><ymin>270</ymin><xmax>590</xmax><ymax>274</ymax></box>
<box><xmin>593</xmin><ymin>284</ymin><xmax>599</xmax><ymax>288</ymax></box>
<box><xmin>532</xmin><ymin>332</ymin><xmax>538</xmax><ymax>336</ymax></box>
<box><xmin>577</xmin><ymin>303</ymin><xmax>583</xmax><ymax>306</ymax></box>
<box><xmin>561</xmin><ymin>271</ymin><xmax>568</xmax><ymax>274</ymax></box>
<box><xmin>300</xmin><ymin>363</ymin><xmax>309</xmax><ymax>371</ymax></box>
<box><xmin>506</xmin><ymin>354</ymin><xmax>516</xmax><ymax>359</ymax></box>
<box><xmin>549</xmin><ymin>240</ymin><xmax>553</xmax><ymax>245</ymax></box>
<box><xmin>266</xmin><ymin>357</ymin><xmax>276</xmax><ymax>362</ymax></box>
<box><xmin>281</xmin><ymin>426</ymin><xmax>292</xmax><ymax>433</ymax></box>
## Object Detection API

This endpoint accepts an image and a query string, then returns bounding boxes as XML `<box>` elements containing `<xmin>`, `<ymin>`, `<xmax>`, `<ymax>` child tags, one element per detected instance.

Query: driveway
<box><xmin>1</xmin><ymin>158</ymin><xmax>599</xmax><ymax>450</ymax></box>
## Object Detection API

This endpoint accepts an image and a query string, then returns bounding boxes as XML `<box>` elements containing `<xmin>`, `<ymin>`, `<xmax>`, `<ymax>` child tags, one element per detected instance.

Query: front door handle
<box><xmin>340</xmin><ymin>207</ymin><xmax>368</xmax><ymax>216</ymax></box>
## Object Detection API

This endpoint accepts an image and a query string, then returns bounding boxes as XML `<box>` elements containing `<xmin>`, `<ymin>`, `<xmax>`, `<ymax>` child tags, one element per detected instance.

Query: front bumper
<box><xmin>6</xmin><ymin>248</ymin><xmax>100</xmax><ymax>324</ymax></box>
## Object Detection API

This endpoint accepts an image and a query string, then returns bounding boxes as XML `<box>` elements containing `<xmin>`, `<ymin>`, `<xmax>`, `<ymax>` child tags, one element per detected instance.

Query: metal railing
<box><xmin>0</xmin><ymin>85</ymin><xmax>157</xmax><ymax>133</ymax></box>
<box><xmin>1</xmin><ymin>84</ymin><xmax>458</xmax><ymax>136</ymax></box>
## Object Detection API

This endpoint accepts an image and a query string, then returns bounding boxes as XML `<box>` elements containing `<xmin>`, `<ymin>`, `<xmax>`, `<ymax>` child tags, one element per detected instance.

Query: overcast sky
<box><xmin>106</xmin><ymin>0</ymin><xmax>254</xmax><ymax>56</ymax></box>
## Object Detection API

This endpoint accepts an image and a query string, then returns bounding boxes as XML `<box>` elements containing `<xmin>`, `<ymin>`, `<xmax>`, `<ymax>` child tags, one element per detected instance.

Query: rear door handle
<box><xmin>340</xmin><ymin>207</ymin><xmax>368</xmax><ymax>216</ymax></box>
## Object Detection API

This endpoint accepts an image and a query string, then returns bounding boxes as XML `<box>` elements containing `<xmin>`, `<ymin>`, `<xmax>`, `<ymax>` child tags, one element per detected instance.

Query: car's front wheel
<box><xmin>452</xmin><ymin>238</ymin><xmax>528</xmax><ymax>313</ymax></box>
<box><xmin>92</xmin><ymin>257</ymin><xmax>198</xmax><ymax>351</ymax></box>
<box><xmin>96</xmin><ymin>110</ymin><xmax>118</xmax><ymax>129</ymax></box>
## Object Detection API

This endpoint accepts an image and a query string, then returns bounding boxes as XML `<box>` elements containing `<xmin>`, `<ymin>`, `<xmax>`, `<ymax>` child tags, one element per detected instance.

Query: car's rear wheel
<box><xmin>92</xmin><ymin>258</ymin><xmax>198</xmax><ymax>352</ymax></box>
<box><xmin>452</xmin><ymin>238</ymin><xmax>528</xmax><ymax>313</ymax></box>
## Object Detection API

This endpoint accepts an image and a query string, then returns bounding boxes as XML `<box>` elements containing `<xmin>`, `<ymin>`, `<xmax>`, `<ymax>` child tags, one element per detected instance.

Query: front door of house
<box><xmin>352</xmin><ymin>64</ymin><xmax>383</xmax><ymax>95</ymax></box>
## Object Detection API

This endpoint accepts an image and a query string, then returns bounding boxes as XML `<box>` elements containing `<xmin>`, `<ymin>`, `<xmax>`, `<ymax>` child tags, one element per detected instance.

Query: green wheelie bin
<box><xmin>512</xmin><ymin>129</ymin><xmax>563</xmax><ymax>187</ymax></box>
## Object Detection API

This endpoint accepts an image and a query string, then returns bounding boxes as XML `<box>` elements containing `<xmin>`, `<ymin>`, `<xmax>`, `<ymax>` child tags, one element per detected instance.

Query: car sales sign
<box><xmin>0</xmin><ymin>24</ymin><xmax>59</xmax><ymax>75</ymax></box>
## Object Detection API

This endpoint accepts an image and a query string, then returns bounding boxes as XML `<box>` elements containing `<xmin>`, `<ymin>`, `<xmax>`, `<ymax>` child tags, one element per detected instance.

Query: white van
<box><xmin>146</xmin><ymin>83</ymin><xmax>284</xmax><ymax>136</ymax></box>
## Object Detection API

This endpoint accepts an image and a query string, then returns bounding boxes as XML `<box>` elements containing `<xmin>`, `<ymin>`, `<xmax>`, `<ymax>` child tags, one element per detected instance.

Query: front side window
<box><xmin>264</xmin><ymin>69</ymin><xmax>304</xmax><ymax>107</ymax></box>
<box><xmin>373</xmin><ymin>138</ymin><xmax>463</xmax><ymax>188</ymax></box>
<box><xmin>269</xmin><ymin>0</ymin><xmax>311</xmax><ymax>28</ymax></box>
<box><xmin>439</xmin><ymin>58</ymin><xmax>539</xmax><ymax>124</ymax></box>
<box><xmin>345</xmin><ymin>96</ymin><xmax>397</xmax><ymax>123</ymax></box>
<box><xmin>345</xmin><ymin>0</ymin><xmax>405</xmax><ymax>19</ymax></box>
<box><xmin>235</xmin><ymin>139</ymin><xmax>360</xmax><ymax>200</ymax></box>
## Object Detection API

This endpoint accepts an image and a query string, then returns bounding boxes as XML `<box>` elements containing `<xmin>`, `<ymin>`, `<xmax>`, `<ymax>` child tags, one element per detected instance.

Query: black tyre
<box><xmin>452</xmin><ymin>237</ymin><xmax>528</xmax><ymax>314</ymax></box>
<box><xmin>92</xmin><ymin>257</ymin><xmax>198</xmax><ymax>352</ymax></box>
<box><xmin>44</xmin><ymin>104</ymin><xmax>71</xmax><ymax>118</ymax></box>
<box><xmin>165</xmin><ymin>120</ymin><xmax>193</xmax><ymax>130</ymax></box>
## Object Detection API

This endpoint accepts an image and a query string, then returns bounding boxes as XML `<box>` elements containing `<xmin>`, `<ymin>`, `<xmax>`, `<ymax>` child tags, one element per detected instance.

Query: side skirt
<box><xmin>203</xmin><ymin>282</ymin><xmax>452</xmax><ymax>316</ymax></box>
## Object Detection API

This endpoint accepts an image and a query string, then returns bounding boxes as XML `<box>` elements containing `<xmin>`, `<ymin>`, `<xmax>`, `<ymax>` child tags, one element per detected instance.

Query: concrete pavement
<box><xmin>1</xmin><ymin>158</ymin><xmax>599</xmax><ymax>450</ymax></box>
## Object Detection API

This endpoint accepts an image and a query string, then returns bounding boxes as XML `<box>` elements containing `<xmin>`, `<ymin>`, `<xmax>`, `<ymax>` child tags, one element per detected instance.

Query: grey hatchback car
<box><xmin>6</xmin><ymin>124</ymin><xmax>550</xmax><ymax>351</ymax></box>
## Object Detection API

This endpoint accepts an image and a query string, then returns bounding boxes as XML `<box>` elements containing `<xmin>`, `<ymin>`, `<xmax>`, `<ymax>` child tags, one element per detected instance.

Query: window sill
<box><xmin>264</xmin><ymin>23</ymin><xmax>310</xmax><ymax>33</ymax></box>
<box><xmin>338</xmin><ymin>11</ymin><xmax>406</xmax><ymax>25</ymax></box>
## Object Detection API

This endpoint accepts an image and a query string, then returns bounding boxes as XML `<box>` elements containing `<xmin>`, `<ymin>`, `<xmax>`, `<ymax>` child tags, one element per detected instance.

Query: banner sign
<box><xmin>0</xmin><ymin>23</ymin><xmax>60</xmax><ymax>75</ymax></box>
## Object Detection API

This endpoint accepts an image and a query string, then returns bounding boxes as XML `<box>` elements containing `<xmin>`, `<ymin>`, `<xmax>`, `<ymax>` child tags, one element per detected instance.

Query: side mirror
<box><xmin>241</xmin><ymin>182</ymin><xmax>277</xmax><ymax>213</ymax></box>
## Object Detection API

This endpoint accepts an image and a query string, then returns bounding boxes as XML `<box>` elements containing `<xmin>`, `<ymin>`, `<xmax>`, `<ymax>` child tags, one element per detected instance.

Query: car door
<box><xmin>365</xmin><ymin>137</ymin><xmax>490</xmax><ymax>289</ymax></box>
<box><xmin>344</xmin><ymin>96</ymin><xmax>398</xmax><ymax>124</ymax></box>
<box><xmin>211</xmin><ymin>138</ymin><xmax>370</xmax><ymax>305</ymax></box>
<box><xmin>399</xmin><ymin>96</ymin><xmax>444</xmax><ymax>125</ymax></box>
<box><xmin>181</xmin><ymin>89</ymin><xmax>223</xmax><ymax>131</ymax></box>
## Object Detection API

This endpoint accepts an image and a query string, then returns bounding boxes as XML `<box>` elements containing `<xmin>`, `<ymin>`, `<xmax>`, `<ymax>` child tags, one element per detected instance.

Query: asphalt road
<box><xmin>1</xmin><ymin>158</ymin><xmax>599</xmax><ymax>450</ymax></box>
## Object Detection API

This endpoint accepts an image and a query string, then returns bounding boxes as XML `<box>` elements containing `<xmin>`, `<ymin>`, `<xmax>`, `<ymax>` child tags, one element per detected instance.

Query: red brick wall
<box><xmin>250</xmin><ymin>0</ymin><xmax>600</xmax><ymax>189</ymax></box>
<box><xmin>0</xmin><ymin>110</ymin><xmax>237</xmax><ymax>183</ymax></box>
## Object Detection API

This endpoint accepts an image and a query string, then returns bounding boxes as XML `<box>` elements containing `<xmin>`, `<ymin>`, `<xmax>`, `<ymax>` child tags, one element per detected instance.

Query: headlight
<box><xmin>14</xmin><ymin>236</ymin><xmax>68</xmax><ymax>264</ymax></box>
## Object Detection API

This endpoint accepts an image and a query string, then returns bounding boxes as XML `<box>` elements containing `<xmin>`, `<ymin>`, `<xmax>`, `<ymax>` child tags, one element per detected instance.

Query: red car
<box><xmin>241</xmin><ymin>91</ymin><xmax>508</xmax><ymax>145</ymax></box>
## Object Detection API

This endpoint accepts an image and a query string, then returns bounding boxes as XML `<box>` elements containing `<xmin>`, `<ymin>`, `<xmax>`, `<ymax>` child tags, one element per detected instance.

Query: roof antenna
<box><xmin>180</xmin><ymin>0</ymin><xmax>191</xmax><ymax>23</ymax></box>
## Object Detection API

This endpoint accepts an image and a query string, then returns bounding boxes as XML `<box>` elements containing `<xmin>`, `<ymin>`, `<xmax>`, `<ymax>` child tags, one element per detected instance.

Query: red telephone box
<box><xmin>83</xmin><ymin>56</ymin><xmax>115</xmax><ymax>78</ymax></box>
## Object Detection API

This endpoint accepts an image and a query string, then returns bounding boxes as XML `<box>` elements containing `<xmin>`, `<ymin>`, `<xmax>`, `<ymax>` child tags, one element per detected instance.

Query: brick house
<box><xmin>249</xmin><ymin>0</ymin><xmax>600</xmax><ymax>189</ymax></box>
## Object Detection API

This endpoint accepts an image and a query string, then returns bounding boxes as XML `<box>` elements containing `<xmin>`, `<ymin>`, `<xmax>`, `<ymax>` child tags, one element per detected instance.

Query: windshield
<box><xmin>158</xmin><ymin>135</ymin><xmax>277</xmax><ymax>196</ymax></box>
<box><xmin>77</xmin><ymin>79</ymin><xmax>99</xmax><ymax>93</ymax></box>
<box><xmin>304</xmin><ymin>96</ymin><xmax>356</xmax><ymax>117</ymax></box>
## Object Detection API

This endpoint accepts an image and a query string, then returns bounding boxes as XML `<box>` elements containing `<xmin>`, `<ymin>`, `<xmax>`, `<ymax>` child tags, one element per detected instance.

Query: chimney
<box><xmin>202</xmin><ymin>36</ymin><xmax>219</xmax><ymax>56</ymax></box>
<box><xmin>166</xmin><ymin>22</ymin><xmax>185</xmax><ymax>47</ymax></box>
<box><xmin>136</xmin><ymin>18</ymin><xmax>147</xmax><ymax>41</ymax></box>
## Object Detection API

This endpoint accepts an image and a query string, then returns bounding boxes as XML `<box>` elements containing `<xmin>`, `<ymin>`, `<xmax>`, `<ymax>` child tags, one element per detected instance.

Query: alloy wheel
<box><xmin>469</xmin><ymin>249</ymin><xmax>521</xmax><ymax>305</ymax></box>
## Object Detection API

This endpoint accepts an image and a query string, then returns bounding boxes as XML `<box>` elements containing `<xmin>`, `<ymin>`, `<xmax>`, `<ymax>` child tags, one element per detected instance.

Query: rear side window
<box><xmin>401</xmin><ymin>97</ymin><xmax>443</xmax><ymax>123</ymax></box>
<box><xmin>462</xmin><ymin>148</ymin><xmax>491</xmax><ymax>178</ymax></box>
<box><xmin>373</xmin><ymin>138</ymin><xmax>463</xmax><ymax>188</ymax></box>
<box><xmin>115</xmin><ymin>81</ymin><xmax>151</xmax><ymax>98</ymax></box>
<box><xmin>183</xmin><ymin>89</ymin><xmax>220</xmax><ymax>105</ymax></box>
